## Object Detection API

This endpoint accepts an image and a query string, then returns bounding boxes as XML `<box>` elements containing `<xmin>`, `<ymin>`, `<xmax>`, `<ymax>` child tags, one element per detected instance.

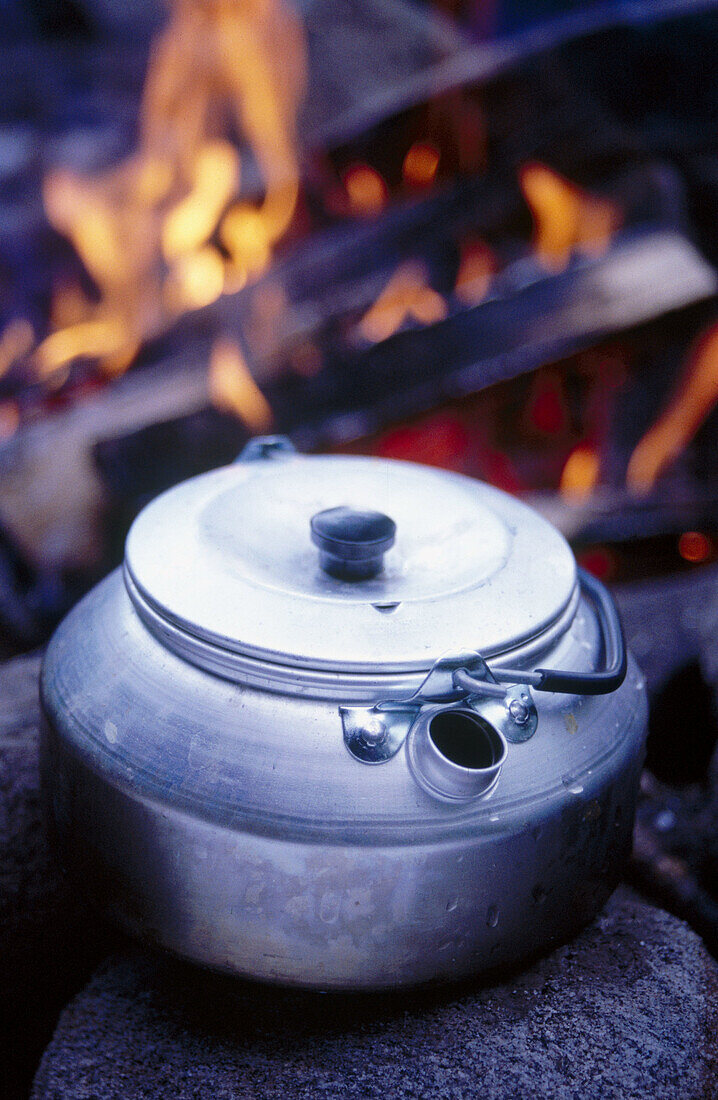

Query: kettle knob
<box><xmin>311</xmin><ymin>507</ymin><xmax>396</xmax><ymax>580</ymax></box>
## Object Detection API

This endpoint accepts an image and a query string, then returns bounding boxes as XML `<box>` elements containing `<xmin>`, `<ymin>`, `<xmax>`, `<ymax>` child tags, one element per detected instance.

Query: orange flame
<box><xmin>161</xmin><ymin>142</ymin><xmax>239</xmax><ymax>261</ymax></box>
<box><xmin>519</xmin><ymin>162</ymin><xmax>622</xmax><ymax>273</ymax></box>
<box><xmin>35</xmin><ymin>320</ymin><xmax>129</xmax><ymax>379</ymax></box>
<box><xmin>209</xmin><ymin>337</ymin><xmax>273</xmax><ymax>431</ymax></box>
<box><xmin>454</xmin><ymin>240</ymin><xmax>496</xmax><ymax>306</ymax></box>
<box><xmin>627</xmin><ymin>322</ymin><xmax>718</xmax><ymax>494</ymax></box>
<box><xmin>344</xmin><ymin>164</ymin><xmax>388</xmax><ymax>218</ymax></box>
<box><xmin>403</xmin><ymin>142</ymin><xmax>440</xmax><ymax>188</ymax></box>
<box><xmin>360</xmin><ymin>261</ymin><xmax>447</xmax><ymax>343</ymax></box>
<box><xmin>164</xmin><ymin>246</ymin><xmax>226</xmax><ymax>315</ymax></box>
<box><xmin>33</xmin><ymin>0</ymin><xmax>306</xmax><ymax>382</ymax></box>
<box><xmin>559</xmin><ymin>445</ymin><xmax>601</xmax><ymax>499</ymax></box>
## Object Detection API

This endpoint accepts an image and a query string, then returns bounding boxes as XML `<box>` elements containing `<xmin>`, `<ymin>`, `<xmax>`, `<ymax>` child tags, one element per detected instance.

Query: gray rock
<box><xmin>0</xmin><ymin>653</ymin><xmax>110</xmax><ymax>1098</ymax></box>
<box><xmin>32</xmin><ymin>887</ymin><xmax>718</xmax><ymax>1100</ymax></box>
<box><xmin>0</xmin><ymin>653</ymin><xmax>68</xmax><ymax>942</ymax></box>
<box><xmin>614</xmin><ymin>564</ymin><xmax>718</xmax><ymax>696</ymax></box>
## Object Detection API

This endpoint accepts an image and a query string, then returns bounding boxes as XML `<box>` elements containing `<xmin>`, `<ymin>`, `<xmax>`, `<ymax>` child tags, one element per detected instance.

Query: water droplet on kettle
<box><xmin>446</xmin><ymin>897</ymin><xmax>459</xmax><ymax>912</ymax></box>
<box><xmin>486</xmin><ymin>904</ymin><xmax>499</xmax><ymax>928</ymax></box>
<box><xmin>561</xmin><ymin>774</ymin><xmax>584</xmax><ymax>795</ymax></box>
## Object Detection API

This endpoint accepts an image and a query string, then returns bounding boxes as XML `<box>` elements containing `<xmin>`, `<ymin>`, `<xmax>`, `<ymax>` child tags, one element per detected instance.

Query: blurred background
<box><xmin>1</xmin><ymin>0</ymin><xmax>718</xmax><ymax>646</ymax></box>
<box><xmin>1</xmin><ymin>0</ymin><xmax>718</xmax><ymax>1029</ymax></box>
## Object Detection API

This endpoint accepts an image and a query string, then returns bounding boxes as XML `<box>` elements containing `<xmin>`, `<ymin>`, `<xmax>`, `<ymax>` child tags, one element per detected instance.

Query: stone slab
<box><xmin>32</xmin><ymin>887</ymin><xmax>718</xmax><ymax>1100</ymax></box>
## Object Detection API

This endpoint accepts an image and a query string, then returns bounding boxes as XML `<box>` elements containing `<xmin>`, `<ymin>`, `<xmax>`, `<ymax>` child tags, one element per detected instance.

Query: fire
<box><xmin>161</xmin><ymin>142</ymin><xmax>239</xmax><ymax>261</ymax></box>
<box><xmin>35</xmin><ymin>320</ymin><xmax>129</xmax><ymax>379</ymax></box>
<box><xmin>403</xmin><ymin>142</ymin><xmax>440</xmax><ymax>189</ymax></box>
<box><xmin>678</xmin><ymin>531</ymin><xmax>712</xmax><ymax>564</ymax></box>
<box><xmin>31</xmin><ymin>0</ymin><xmax>306</xmax><ymax>386</ymax></box>
<box><xmin>164</xmin><ymin>247</ymin><xmax>226</xmax><ymax>314</ymax></box>
<box><xmin>560</xmin><ymin>445</ymin><xmax>601</xmax><ymax>499</ymax></box>
<box><xmin>627</xmin><ymin>321</ymin><xmax>718</xmax><ymax>493</ymax></box>
<box><xmin>209</xmin><ymin>337</ymin><xmax>273</xmax><ymax>431</ymax></box>
<box><xmin>344</xmin><ymin>164</ymin><xmax>388</xmax><ymax>217</ymax></box>
<box><xmin>454</xmin><ymin>240</ymin><xmax>496</xmax><ymax>306</ymax></box>
<box><xmin>360</xmin><ymin>261</ymin><xmax>447</xmax><ymax>343</ymax></box>
<box><xmin>519</xmin><ymin>162</ymin><xmax>622</xmax><ymax>272</ymax></box>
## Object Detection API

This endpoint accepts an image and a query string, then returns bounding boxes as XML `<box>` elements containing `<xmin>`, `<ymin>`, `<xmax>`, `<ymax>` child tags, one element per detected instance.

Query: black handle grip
<box><xmin>533</xmin><ymin>568</ymin><xmax>627</xmax><ymax>695</ymax></box>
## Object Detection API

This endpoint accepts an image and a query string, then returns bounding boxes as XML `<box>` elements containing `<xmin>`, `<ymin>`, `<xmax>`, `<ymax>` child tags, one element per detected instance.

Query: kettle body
<box><xmin>41</xmin><ymin>442</ymin><xmax>647</xmax><ymax>989</ymax></box>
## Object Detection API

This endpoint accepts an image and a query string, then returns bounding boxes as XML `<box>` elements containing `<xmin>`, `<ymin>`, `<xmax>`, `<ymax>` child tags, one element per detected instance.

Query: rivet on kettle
<box><xmin>508</xmin><ymin>698</ymin><xmax>530</xmax><ymax>725</ymax></box>
<box><xmin>361</xmin><ymin>717</ymin><xmax>387</xmax><ymax>746</ymax></box>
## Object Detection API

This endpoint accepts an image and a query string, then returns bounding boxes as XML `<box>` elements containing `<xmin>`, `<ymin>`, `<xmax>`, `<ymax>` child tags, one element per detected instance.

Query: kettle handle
<box><xmin>493</xmin><ymin>569</ymin><xmax>627</xmax><ymax>696</ymax></box>
<box><xmin>342</xmin><ymin>570</ymin><xmax>627</xmax><ymax>763</ymax></box>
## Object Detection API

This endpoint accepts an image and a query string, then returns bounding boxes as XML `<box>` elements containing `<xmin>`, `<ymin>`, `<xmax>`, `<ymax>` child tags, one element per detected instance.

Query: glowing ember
<box><xmin>528</xmin><ymin>374</ymin><xmax>567</xmax><ymax>435</ymax></box>
<box><xmin>560</xmin><ymin>445</ymin><xmax>601</xmax><ymax>499</ymax></box>
<box><xmin>377</xmin><ymin>416</ymin><xmax>467</xmax><ymax>469</ymax></box>
<box><xmin>678</xmin><ymin>531</ymin><xmax>712</xmax><ymax>563</ymax></box>
<box><xmin>360</xmin><ymin>261</ymin><xmax>447</xmax><ymax>343</ymax></box>
<box><xmin>344</xmin><ymin>164</ymin><xmax>388</xmax><ymax>217</ymax></box>
<box><xmin>403</xmin><ymin>142</ymin><xmax>440</xmax><ymax>188</ymax></box>
<box><xmin>578</xmin><ymin>547</ymin><xmax>615</xmax><ymax>581</ymax></box>
<box><xmin>208</xmin><ymin>338</ymin><xmax>273</xmax><ymax>431</ymax></box>
<box><xmin>31</xmin><ymin>0</ymin><xmax>306</xmax><ymax>384</ymax></box>
<box><xmin>627</xmin><ymin>321</ymin><xmax>718</xmax><ymax>494</ymax></box>
<box><xmin>519</xmin><ymin>162</ymin><xmax>622</xmax><ymax>272</ymax></box>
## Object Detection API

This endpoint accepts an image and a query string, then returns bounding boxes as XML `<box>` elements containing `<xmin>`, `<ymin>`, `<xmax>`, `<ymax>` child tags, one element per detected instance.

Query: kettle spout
<box><xmin>407</xmin><ymin>706</ymin><xmax>507</xmax><ymax>801</ymax></box>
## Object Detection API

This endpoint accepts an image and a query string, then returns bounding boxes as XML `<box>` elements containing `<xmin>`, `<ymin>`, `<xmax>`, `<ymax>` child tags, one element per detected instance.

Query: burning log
<box><xmin>628</xmin><ymin>321</ymin><xmax>718</xmax><ymax>493</ymax></box>
<box><xmin>252</xmin><ymin>224</ymin><xmax>716</xmax><ymax>451</ymax></box>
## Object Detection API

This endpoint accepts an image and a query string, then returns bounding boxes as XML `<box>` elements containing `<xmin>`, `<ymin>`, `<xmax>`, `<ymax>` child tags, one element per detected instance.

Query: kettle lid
<box><xmin>124</xmin><ymin>445</ymin><xmax>576</xmax><ymax>674</ymax></box>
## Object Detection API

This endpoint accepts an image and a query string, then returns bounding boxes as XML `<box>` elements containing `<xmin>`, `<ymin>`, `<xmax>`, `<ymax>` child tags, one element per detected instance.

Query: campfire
<box><xmin>13</xmin><ymin>0</ymin><xmax>305</xmax><ymax>404</ymax></box>
<box><xmin>0</xmin><ymin>0</ymin><xmax>717</xmax><ymax>638</ymax></box>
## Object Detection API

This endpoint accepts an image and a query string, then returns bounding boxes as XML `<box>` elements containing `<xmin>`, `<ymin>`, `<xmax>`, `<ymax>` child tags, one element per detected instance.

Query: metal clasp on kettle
<box><xmin>341</xmin><ymin>569</ymin><xmax>627</xmax><ymax>764</ymax></box>
<box><xmin>341</xmin><ymin>651</ymin><xmax>538</xmax><ymax>764</ymax></box>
